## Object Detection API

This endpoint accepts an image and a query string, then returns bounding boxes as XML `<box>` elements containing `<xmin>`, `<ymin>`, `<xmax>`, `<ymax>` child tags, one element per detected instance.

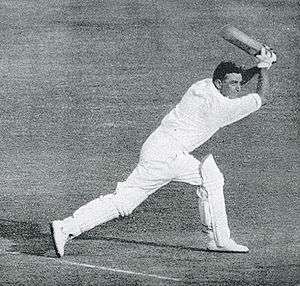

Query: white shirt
<box><xmin>142</xmin><ymin>78</ymin><xmax>262</xmax><ymax>158</ymax></box>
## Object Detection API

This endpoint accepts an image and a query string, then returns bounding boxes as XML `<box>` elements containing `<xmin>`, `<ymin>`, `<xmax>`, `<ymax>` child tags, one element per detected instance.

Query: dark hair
<box><xmin>213</xmin><ymin>61</ymin><xmax>243</xmax><ymax>82</ymax></box>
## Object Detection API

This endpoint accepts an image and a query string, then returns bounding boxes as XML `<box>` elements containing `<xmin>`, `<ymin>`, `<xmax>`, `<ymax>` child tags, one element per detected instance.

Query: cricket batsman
<box><xmin>50</xmin><ymin>47</ymin><xmax>276</xmax><ymax>257</ymax></box>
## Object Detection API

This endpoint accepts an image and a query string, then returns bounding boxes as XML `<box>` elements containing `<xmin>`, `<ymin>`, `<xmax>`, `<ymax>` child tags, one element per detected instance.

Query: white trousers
<box><xmin>68</xmin><ymin>137</ymin><xmax>203</xmax><ymax>235</ymax></box>
<box><xmin>125</xmin><ymin>150</ymin><xmax>203</xmax><ymax>197</ymax></box>
<box><xmin>66</xmin><ymin>132</ymin><xmax>230</xmax><ymax>246</ymax></box>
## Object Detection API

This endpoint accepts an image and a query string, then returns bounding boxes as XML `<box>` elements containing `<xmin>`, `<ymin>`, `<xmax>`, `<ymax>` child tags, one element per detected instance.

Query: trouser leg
<box><xmin>62</xmin><ymin>159</ymin><xmax>172</xmax><ymax>237</ymax></box>
<box><xmin>171</xmin><ymin>152</ymin><xmax>230</xmax><ymax>245</ymax></box>
<box><xmin>162</xmin><ymin>151</ymin><xmax>231</xmax><ymax>246</ymax></box>
<box><xmin>64</xmin><ymin>193</ymin><xmax>122</xmax><ymax>237</ymax></box>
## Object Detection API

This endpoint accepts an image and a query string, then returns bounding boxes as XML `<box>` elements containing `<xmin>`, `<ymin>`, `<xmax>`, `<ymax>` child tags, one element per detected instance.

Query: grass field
<box><xmin>0</xmin><ymin>0</ymin><xmax>299</xmax><ymax>285</ymax></box>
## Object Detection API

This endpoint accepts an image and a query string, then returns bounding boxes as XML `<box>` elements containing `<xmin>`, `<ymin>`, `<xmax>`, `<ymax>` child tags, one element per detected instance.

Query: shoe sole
<box><xmin>49</xmin><ymin>222</ymin><xmax>62</xmax><ymax>258</ymax></box>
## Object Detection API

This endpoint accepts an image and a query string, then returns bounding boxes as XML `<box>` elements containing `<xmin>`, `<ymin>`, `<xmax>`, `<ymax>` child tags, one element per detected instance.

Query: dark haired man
<box><xmin>51</xmin><ymin>47</ymin><xmax>276</xmax><ymax>257</ymax></box>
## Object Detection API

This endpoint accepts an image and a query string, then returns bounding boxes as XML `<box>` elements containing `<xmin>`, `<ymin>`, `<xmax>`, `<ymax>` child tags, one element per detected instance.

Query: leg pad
<box><xmin>198</xmin><ymin>154</ymin><xmax>230</xmax><ymax>246</ymax></box>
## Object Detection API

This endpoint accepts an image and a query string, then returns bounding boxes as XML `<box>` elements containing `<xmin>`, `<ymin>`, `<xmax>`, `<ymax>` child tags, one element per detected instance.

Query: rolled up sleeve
<box><xmin>218</xmin><ymin>93</ymin><xmax>262</xmax><ymax>127</ymax></box>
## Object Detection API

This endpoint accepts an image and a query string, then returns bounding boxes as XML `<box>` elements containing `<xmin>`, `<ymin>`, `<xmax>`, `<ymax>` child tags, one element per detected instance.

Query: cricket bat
<box><xmin>220</xmin><ymin>25</ymin><xmax>264</xmax><ymax>56</ymax></box>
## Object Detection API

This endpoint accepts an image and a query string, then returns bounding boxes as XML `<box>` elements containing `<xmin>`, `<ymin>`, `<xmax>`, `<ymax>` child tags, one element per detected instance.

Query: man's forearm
<box><xmin>256</xmin><ymin>68</ymin><xmax>269</xmax><ymax>105</ymax></box>
<box><xmin>241</xmin><ymin>66</ymin><xmax>260</xmax><ymax>85</ymax></box>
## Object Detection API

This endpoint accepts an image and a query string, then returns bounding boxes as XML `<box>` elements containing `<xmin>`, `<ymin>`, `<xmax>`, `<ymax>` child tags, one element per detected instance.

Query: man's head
<box><xmin>213</xmin><ymin>61</ymin><xmax>243</xmax><ymax>98</ymax></box>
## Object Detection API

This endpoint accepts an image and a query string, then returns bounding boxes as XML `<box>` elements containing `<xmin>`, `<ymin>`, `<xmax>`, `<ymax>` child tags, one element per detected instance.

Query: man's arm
<box><xmin>256</xmin><ymin>68</ymin><xmax>269</xmax><ymax>105</ymax></box>
<box><xmin>217</xmin><ymin>68</ymin><xmax>269</xmax><ymax>127</ymax></box>
<box><xmin>241</xmin><ymin>66</ymin><xmax>260</xmax><ymax>85</ymax></box>
<box><xmin>242</xmin><ymin>46</ymin><xmax>276</xmax><ymax>88</ymax></box>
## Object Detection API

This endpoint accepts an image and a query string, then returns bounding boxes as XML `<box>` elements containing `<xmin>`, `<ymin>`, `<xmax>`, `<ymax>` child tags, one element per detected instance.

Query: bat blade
<box><xmin>220</xmin><ymin>25</ymin><xmax>264</xmax><ymax>56</ymax></box>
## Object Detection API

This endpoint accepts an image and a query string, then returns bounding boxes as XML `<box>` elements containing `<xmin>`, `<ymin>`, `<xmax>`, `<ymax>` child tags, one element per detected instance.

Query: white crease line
<box><xmin>49</xmin><ymin>258</ymin><xmax>182</xmax><ymax>282</ymax></box>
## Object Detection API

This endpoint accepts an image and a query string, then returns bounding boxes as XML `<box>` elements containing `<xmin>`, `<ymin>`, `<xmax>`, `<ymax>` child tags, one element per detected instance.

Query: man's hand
<box><xmin>256</xmin><ymin>46</ymin><xmax>277</xmax><ymax>70</ymax></box>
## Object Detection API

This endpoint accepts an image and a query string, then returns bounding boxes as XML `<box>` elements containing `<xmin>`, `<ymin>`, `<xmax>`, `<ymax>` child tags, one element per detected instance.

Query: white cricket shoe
<box><xmin>50</xmin><ymin>220</ymin><xmax>70</xmax><ymax>258</ymax></box>
<box><xmin>207</xmin><ymin>239</ymin><xmax>249</xmax><ymax>253</ymax></box>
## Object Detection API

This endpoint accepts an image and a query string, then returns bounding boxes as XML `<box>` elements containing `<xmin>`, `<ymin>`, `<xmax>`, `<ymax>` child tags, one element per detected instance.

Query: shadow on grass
<box><xmin>92</xmin><ymin>236</ymin><xmax>211</xmax><ymax>253</ymax></box>
<box><xmin>0</xmin><ymin>219</ymin><xmax>209</xmax><ymax>256</ymax></box>
<box><xmin>0</xmin><ymin>219</ymin><xmax>53</xmax><ymax>256</ymax></box>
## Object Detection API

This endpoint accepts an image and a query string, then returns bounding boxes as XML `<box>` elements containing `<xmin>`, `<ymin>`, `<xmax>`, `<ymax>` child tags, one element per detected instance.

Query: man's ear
<box><xmin>213</xmin><ymin>79</ymin><xmax>222</xmax><ymax>90</ymax></box>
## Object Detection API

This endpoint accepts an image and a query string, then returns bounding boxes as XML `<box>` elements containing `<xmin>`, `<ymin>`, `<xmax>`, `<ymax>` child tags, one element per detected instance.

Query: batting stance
<box><xmin>51</xmin><ymin>47</ymin><xmax>276</xmax><ymax>257</ymax></box>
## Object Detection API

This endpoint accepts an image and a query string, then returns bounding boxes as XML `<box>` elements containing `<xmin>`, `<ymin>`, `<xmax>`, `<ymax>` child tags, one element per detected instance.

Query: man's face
<box><xmin>218</xmin><ymin>73</ymin><xmax>243</xmax><ymax>98</ymax></box>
